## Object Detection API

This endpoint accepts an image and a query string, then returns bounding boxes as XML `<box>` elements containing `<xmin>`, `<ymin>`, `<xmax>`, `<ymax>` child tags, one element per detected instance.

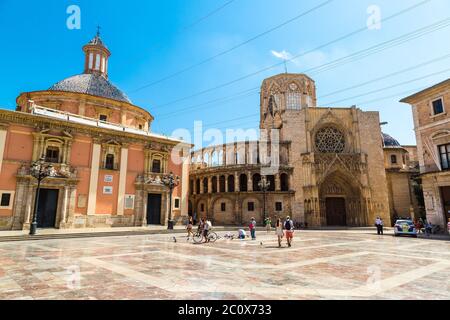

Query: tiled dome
<box><xmin>382</xmin><ymin>133</ymin><xmax>401</xmax><ymax>147</ymax></box>
<box><xmin>49</xmin><ymin>74</ymin><xmax>132</xmax><ymax>104</ymax></box>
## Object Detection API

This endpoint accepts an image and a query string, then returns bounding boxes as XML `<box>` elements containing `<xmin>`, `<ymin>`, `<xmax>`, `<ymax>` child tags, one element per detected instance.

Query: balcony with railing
<box><xmin>29</xmin><ymin>103</ymin><xmax>184</xmax><ymax>143</ymax></box>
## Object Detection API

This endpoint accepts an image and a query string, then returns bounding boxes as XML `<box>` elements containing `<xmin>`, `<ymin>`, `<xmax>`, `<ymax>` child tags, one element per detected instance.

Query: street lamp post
<box><xmin>258</xmin><ymin>175</ymin><xmax>270</xmax><ymax>222</ymax></box>
<box><xmin>162</xmin><ymin>172</ymin><xmax>180</xmax><ymax>230</ymax></box>
<box><xmin>29</xmin><ymin>157</ymin><xmax>57</xmax><ymax>235</ymax></box>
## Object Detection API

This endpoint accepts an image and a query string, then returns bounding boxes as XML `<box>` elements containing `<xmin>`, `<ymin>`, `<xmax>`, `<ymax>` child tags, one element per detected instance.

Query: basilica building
<box><xmin>0</xmin><ymin>33</ymin><xmax>190</xmax><ymax>231</ymax></box>
<box><xmin>189</xmin><ymin>73</ymin><xmax>421</xmax><ymax>227</ymax></box>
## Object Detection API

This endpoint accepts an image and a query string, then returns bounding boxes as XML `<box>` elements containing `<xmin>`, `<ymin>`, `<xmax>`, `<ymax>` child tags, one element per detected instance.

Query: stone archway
<box><xmin>319</xmin><ymin>170</ymin><xmax>364</xmax><ymax>227</ymax></box>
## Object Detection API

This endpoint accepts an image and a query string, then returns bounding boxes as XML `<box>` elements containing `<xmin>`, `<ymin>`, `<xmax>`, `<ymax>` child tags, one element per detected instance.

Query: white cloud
<box><xmin>271</xmin><ymin>50</ymin><xmax>293</xmax><ymax>61</ymax></box>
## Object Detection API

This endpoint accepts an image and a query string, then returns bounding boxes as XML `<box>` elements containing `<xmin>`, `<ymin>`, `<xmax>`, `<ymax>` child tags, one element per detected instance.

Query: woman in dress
<box><xmin>275</xmin><ymin>218</ymin><xmax>284</xmax><ymax>248</ymax></box>
<box><xmin>186</xmin><ymin>216</ymin><xmax>194</xmax><ymax>240</ymax></box>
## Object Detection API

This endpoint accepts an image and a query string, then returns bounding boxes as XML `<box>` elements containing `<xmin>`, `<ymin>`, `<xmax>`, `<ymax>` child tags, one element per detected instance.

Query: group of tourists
<box><xmin>186</xmin><ymin>214</ymin><xmax>296</xmax><ymax>247</ymax></box>
<box><xmin>248</xmin><ymin>216</ymin><xmax>295</xmax><ymax>247</ymax></box>
<box><xmin>186</xmin><ymin>216</ymin><xmax>213</xmax><ymax>243</ymax></box>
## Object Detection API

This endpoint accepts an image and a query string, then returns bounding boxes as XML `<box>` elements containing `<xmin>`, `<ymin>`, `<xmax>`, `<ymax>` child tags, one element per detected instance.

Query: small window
<box><xmin>95</xmin><ymin>53</ymin><xmax>101</xmax><ymax>70</ymax></box>
<box><xmin>174</xmin><ymin>198</ymin><xmax>180</xmax><ymax>209</ymax></box>
<box><xmin>432</xmin><ymin>98</ymin><xmax>444</xmax><ymax>115</ymax></box>
<box><xmin>105</xmin><ymin>154</ymin><xmax>115</xmax><ymax>170</ymax></box>
<box><xmin>275</xmin><ymin>202</ymin><xmax>283</xmax><ymax>212</ymax></box>
<box><xmin>391</xmin><ymin>155</ymin><xmax>398</xmax><ymax>165</ymax></box>
<box><xmin>45</xmin><ymin>146</ymin><xmax>60</xmax><ymax>163</ymax></box>
<box><xmin>99</xmin><ymin>114</ymin><xmax>108</xmax><ymax>122</ymax></box>
<box><xmin>139</xmin><ymin>124</ymin><xmax>143</xmax><ymax>130</ymax></box>
<box><xmin>1</xmin><ymin>193</ymin><xmax>11</xmax><ymax>207</ymax></box>
<box><xmin>200</xmin><ymin>203</ymin><xmax>205</xmax><ymax>212</ymax></box>
<box><xmin>152</xmin><ymin>159</ymin><xmax>161</xmax><ymax>173</ymax></box>
<box><xmin>248</xmin><ymin>202</ymin><xmax>255</xmax><ymax>212</ymax></box>
<box><xmin>221</xmin><ymin>203</ymin><xmax>226</xmax><ymax>212</ymax></box>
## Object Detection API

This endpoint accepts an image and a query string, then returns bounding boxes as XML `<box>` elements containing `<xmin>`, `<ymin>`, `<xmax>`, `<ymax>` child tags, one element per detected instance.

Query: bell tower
<box><xmin>82</xmin><ymin>28</ymin><xmax>111</xmax><ymax>78</ymax></box>
<box><xmin>260</xmin><ymin>73</ymin><xmax>317</xmax><ymax>140</ymax></box>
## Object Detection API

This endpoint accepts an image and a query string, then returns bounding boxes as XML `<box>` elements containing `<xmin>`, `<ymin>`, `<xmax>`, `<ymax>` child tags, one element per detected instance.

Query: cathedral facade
<box><xmin>0</xmin><ymin>34</ymin><xmax>190</xmax><ymax>231</ymax></box>
<box><xmin>189</xmin><ymin>73</ymin><xmax>419</xmax><ymax>227</ymax></box>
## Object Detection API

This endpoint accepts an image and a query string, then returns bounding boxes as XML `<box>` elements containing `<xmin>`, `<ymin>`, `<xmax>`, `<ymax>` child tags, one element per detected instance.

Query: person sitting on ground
<box><xmin>238</xmin><ymin>229</ymin><xmax>246</xmax><ymax>240</ymax></box>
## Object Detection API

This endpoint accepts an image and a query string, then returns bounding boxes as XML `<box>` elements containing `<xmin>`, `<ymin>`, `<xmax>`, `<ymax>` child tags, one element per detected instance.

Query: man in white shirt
<box><xmin>375</xmin><ymin>217</ymin><xmax>384</xmax><ymax>235</ymax></box>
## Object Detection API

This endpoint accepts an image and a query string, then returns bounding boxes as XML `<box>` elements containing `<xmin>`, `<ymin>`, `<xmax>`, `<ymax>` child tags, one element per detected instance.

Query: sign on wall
<box><xmin>104</xmin><ymin>175</ymin><xmax>113</xmax><ymax>183</ymax></box>
<box><xmin>125</xmin><ymin>195</ymin><xmax>135</xmax><ymax>210</ymax></box>
<box><xmin>77</xmin><ymin>195</ymin><xmax>87</xmax><ymax>208</ymax></box>
<box><xmin>103</xmin><ymin>186</ymin><xmax>113</xmax><ymax>195</ymax></box>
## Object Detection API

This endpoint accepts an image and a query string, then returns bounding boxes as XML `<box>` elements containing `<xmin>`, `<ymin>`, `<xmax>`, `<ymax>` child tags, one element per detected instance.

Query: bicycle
<box><xmin>193</xmin><ymin>229</ymin><xmax>218</xmax><ymax>243</ymax></box>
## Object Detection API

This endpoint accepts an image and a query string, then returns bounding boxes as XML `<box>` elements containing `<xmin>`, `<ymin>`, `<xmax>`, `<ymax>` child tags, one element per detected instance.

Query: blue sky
<box><xmin>0</xmin><ymin>0</ymin><xmax>449</xmax><ymax>145</ymax></box>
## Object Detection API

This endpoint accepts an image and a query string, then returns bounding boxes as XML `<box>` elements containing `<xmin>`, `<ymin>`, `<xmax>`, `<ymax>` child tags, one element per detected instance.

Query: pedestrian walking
<box><xmin>375</xmin><ymin>217</ymin><xmax>384</xmax><ymax>235</ymax></box>
<box><xmin>265</xmin><ymin>217</ymin><xmax>272</xmax><ymax>233</ymax></box>
<box><xmin>186</xmin><ymin>216</ymin><xmax>194</xmax><ymax>240</ymax></box>
<box><xmin>284</xmin><ymin>216</ymin><xmax>294</xmax><ymax>247</ymax></box>
<box><xmin>275</xmin><ymin>218</ymin><xmax>284</xmax><ymax>248</ymax></box>
<box><xmin>249</xmin><ymin>218</ymin><xmax>257</xmax><ymax>240</ymax></box>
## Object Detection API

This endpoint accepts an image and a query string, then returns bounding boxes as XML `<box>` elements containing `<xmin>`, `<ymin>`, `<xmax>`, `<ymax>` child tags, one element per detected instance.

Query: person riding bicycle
<box><xmin>203</xmin><ymin>219</ymin><xmax>212</xmax><ymax>243</ymax></box>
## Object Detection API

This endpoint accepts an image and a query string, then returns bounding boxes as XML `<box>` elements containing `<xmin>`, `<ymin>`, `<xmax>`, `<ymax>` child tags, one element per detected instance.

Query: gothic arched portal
<box><xmin>319</xmin><ymin>170</ymin><xmax>366</xmax><ymax>227</ymax></box>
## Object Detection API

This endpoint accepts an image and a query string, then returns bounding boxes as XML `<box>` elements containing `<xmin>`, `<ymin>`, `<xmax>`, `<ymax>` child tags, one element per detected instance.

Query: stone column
<box><xmin>200</xmin><ymin>177</ymin><xmax>204</xmax><ymax>194</ymax></box>
<box><xmin>117</xmin><ymin>147</ymin><xmax>129</xmax><ymax>216</ymax></box>
<box><xmin>247</xmin><ymin>172</ymin><xmax>253</xmax><ymax>192</ymax></box>
<box><xmin>225</xmin><ymin>175</ymin><xmax>229</xmax><ymax>192</ymax></box>
<box><xmin>0</xmin><ymin>128</ymin><xmax>7</xmax><ymax>174</ymax></box>
<box><xmin>208</xmin><ymin>176</ymin><xmax>212</xmax><ymax>194</ymax></box>
<box><xmin>23</xmin><ymin>184</ymin><xmax>34</xmax><ymax>228</ymax></box>
<box><xmin>235</xmin><ymin>172</ymin><xmax>239</xmax><ymax>192</ymax></box>
<box><xmin>87</xmin><ymin>142</ymin><xmax>101</xmax><ymax>216</ymax></box>
<box><xmin>59</xmin><ymin>186</ymin><xmax>70</xmax><ymax>228</ymax></box>
<box><xmin>275</xmin><ymin>174</ymin><xmax>281</xmax><ymax>192</ymax></box>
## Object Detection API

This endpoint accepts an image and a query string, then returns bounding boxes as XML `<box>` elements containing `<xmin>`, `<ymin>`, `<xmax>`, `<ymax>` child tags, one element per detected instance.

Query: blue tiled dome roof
<box><xmin>382</xmin><ymin>133</ymin><xmax>401</xmax><ymax>147</ymax></box>
<box><xmin>49</xmin><ymin>74</ymin><xmax>131</xmax><ymax>104</ymax></box>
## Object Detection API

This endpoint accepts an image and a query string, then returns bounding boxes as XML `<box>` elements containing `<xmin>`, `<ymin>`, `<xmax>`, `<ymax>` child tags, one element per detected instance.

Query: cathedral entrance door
<box><xmin>147</xmin><ymin>194</ymin><xmax>162</xmax><ymax>225</ymax></box>
<box><xmin>326</xmin><ymin>197</ymin><xmax>347</xmax><ymax>226</ymax></box>
<box><xmin>37</xmin><ymin>189</ymin><xmax>59</xmax><ymax>228</ymax></box>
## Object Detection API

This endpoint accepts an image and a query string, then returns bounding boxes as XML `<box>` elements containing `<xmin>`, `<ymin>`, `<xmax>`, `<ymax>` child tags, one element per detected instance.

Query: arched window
<box><xmin>88</xmin><ymin>53</ymin><xmax>94</xmax><ymax>69</ymax></box>
<box><xmin>239</xmin><ymin>174</ymin><xmax>248</xmax><ymax>192</ymax></box>
<box><xmin>218</xmin><ymin>150</ymin><xmax>224</xmax><ymax>166</ymax></box>
<box><xmin>95</xmin><ymin>54</ymin><xmax>101</xmax><ymax>70</ymax></box>
<box><xmin>212</xmin><ymin>176</ymin><xmax>218</xmax><ymax>193</ymax></box>
<box><xmin>228</xmin><ymin>175</ymin><xmax>235</xmax><ymax>192</ymax></box>
<box><xmin>286</xmin><ymin>83</ymin><xmax>301</xmax><ymax>110</ymax></box>
<box><xmin>253</xmin><ymin>173</ymin><xmax>261</xmax><ymax>191</ymax></box>
<box><xmin>391</xmin><ymin>155</ymin><xmax>398</xmax><ymax>164</ymax></box>
<box><xmin>211</xmin><ymin>151</ymin><xmax>219</xmax><ymax>167</ymax></box>
<box><xmin>203</xmin><ymin>178</ymin><xmax>209</xmax><ymax>193</ymax></box>
<box><xmin>280</xmin><ymin>173</ymin><xmax>289</xmax><ymax>192</ymax></box>
<box><xmin>267</xmin><ymin>175</ymin><xmax>275</xmax><ymax>192</ymax></box>
<box><xmin>152</xmin><ymin>159</ymin><xmax>161</xmax><ymax>173</ymax></box>
<box><xmin>196</xmin><ymin>179</ymin><xmax>201</xmax><ymax>194</ymax></box>
<box><xmin>219</xmin><ymin>176</ymin><xmax>226</xmax><ymax>193</ymax></box>
<box><xmin>105</xmin><ymin>154</ymin><xmax>115</xmax><ymax>170</ymax></box>
<box><xmin>203</xmin><ymin>153</ymin><xmax>210</xmax><ymax>167</ymax></box>
<box><xmin>45</xmin><ymin>146</ymin><xmax>60</xmax><ymax>163</ymax></box>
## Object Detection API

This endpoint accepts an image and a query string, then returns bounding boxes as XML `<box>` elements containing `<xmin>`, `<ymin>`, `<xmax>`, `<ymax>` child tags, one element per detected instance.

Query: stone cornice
<box><xmin>0</xmin><ymin>109</ymin><xmax>183</xmax><ymax>147</ymax></box>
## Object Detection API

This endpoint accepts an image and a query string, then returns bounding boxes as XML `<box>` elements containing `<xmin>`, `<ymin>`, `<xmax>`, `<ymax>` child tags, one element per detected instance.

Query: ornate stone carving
<box><xmin>315</xmin><ymin>127</ymin><xmax>345</xmax><ymax>153</ymax></box>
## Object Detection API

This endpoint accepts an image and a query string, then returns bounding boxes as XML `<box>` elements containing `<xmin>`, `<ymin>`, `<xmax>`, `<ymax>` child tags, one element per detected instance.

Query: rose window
<box><xmin>315</xmin><ymin>127</ymin><xmax>345</xmax><ymax>153</ymax></box>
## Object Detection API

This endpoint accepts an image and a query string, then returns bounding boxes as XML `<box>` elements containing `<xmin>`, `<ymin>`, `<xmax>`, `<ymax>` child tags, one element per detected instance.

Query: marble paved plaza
<box><xmin>0</xmin><ymin>230</ymin><xmax>449</xmax><ymax>300</ymax></box>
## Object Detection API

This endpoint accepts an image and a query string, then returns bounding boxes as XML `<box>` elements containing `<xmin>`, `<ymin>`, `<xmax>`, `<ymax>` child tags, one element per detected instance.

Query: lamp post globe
<box><xmin>29</xmin><ymin>157</ymin><xmax>57</xmax><ymax>236</ymax></box>
<box><xmin>162</xmin><ymin>172</ymin><xmax>180</xmax><ymax>230</ymax></box>
<box><xmin>258</xmin><ymin>175</ymin><xmax>270</xmax><ymax>222</ymax></box>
